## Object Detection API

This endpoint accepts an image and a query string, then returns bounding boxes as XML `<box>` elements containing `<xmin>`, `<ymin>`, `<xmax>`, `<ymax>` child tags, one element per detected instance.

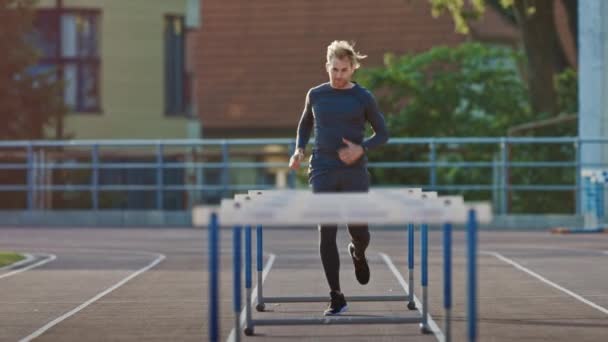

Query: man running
<box><xmin>289</xmin><ymin>40</ymin><xmax>389</xmax><ymax>316</ymax></box>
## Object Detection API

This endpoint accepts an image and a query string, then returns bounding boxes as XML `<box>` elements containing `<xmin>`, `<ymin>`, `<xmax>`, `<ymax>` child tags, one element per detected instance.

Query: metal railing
<box><xmin>0</xmin><ymin>137</ymin><xmax>605</xmax><ymax>214</ymax></box>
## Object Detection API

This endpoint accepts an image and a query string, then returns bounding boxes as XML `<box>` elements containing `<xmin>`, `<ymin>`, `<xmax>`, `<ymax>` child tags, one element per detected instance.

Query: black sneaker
<box><xmin>349</xmin><ymin>242</ymin><xmax>370</xmax><ymax>285</ymax></box>
<box><xmin>323</xmin><ymin>291</ymin><xmax>348</xmax><ymax>316</ymax></box>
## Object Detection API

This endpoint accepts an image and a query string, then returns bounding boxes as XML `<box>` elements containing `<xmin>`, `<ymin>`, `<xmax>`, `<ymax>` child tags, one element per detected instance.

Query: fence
<box><xmin>0</xmin><ymin>137</ymin><xmax>605</xmax><ymax>216</ymax></box>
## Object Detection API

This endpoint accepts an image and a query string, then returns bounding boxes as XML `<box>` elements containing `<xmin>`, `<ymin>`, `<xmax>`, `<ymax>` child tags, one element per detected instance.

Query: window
<box><xmin>31</xmin><ymin>9</ymin><xmax>101</xmax><ymax>113</ymax></box>
<box><xmin>164</xmin><ymin>15</ymin><xmax>188</xmax><ymax>116</ymax></box>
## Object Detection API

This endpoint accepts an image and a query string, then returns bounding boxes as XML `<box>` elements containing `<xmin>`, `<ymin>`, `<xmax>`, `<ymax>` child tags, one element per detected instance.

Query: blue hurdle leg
<box><xmin>467</xmin><ymin>210</ymin><xmax>478</xmax><ymax>342</ymax></box>
<box><xmin>407</xmin><ymin>223</ymin><xmax>416</xmax><ymax>310</ymax></box>
<box><xmin>244</xmin><ymin>226</ymin><xmax>254</xmax><ymax>335</ymax></box>
<box><xmin>443</xmin><ymin>222</ymin><xmax>452</xmax><ymax>342</ymax></box>
<box><xmin>256</xmin><ymin>225</ymin><xmax>265</xmax><ymax>312</ymax></box>
<box><xmin>420</xmin><ymin>223</ymin><xmax>430</xmax><ymax>334</ymax></box>
<box><xmin>233</xmin><ymin>226</ymin><xmax>242</xmax><ymax>342</ymax></box>
<box><xmin>208</xmin><ymin>213</ymin><xmax>220</xmax><ymax>342</ymax></box>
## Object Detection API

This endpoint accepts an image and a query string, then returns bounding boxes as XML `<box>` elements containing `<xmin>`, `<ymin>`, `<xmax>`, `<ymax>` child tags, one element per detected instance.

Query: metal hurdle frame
<box><xmin>250</xmin><ymin>189</ymin><xmax>426</xmax><ymax>317</ymax></box>
<box><xmin>208</xmin><ymin>190</ymin><xmax>485</xmax><ymax>342</ymax></box>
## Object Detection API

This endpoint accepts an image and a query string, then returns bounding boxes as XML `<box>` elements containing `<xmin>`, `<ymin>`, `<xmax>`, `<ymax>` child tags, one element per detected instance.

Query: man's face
<box><xmin>327</xmin><ymin>57</ymin><xmax>355</xmax><ymax>89</ymax></box>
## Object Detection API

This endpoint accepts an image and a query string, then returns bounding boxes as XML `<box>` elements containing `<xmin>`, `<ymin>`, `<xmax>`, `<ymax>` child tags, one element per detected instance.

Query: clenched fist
<box><xmin>289</xmin><ymin>148</ymin><xmax>306</xmax><ymax>170</ymax></box>
<box><xmin>338</xmin><ymin>138</ymin><xmax>364</xmax><ymax>165</ymax></box>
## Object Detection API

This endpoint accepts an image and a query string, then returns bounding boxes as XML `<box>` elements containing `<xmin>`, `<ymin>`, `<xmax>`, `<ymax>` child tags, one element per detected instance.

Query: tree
<box><xmin>428</xmin><ymin>0</ymin><xmax>577</xmax><ymax>117</ymax></box>
<box><xmin>356</xmin><ymin>42</ymin><xmax>577</xmax><ymax>213</ymax></box>
<box><xmin>0</xmin><ymin>0</ymin><xmax>66</xmax><ymax>140</ymax></box>
<box><xmin>356</xmin><ymin>42</ymin><xmax>531</xmax><ymax>194</ymax></box>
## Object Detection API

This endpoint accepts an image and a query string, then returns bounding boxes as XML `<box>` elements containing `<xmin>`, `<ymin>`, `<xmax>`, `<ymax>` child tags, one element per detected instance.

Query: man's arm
<box><xmin>361</xmin><ymin>91</ymin><xmax>389</xmax><ymax>150</ymax></box>
<box><xmin>338</xmin><ymin>91</ymin><xmax>388</xmax><ymax>165</ymax></box>
<box><xmin>290</xmin><ymin>90</ymin><xmax>313</xmax><ymax>170</ymax></box>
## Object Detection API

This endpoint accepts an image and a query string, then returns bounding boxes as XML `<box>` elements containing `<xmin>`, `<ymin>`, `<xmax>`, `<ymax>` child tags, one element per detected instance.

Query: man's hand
<box><xmin>338</xmin><ymin>138</ymin><xmax>364</xmax><ymax>165</ymax></box>
<box><xmin>288</xmin><ymin>148</ymin><xmax>305</xmax><ymax>170</ymax></box>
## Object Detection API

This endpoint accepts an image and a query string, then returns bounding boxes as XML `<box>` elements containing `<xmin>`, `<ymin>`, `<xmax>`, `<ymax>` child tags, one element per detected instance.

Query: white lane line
<box><xmin>0</xmin><ymin>254</ymin><xmax>56</xmax><ymax>280</ymax></box>
<box><xmin>19</xmin><ymin>253</ymin><xmax>166</xmax><ymax>342</ymax></box>
<box><xmin>482</xmin><ymin>251</ymin><xmax>608</xmax><ymax>316</ymax></box>
<box><xmin>379</xmin><ymin>252</ymin><xmax>444</xmax><ymax>342</ymax></box>
<box><xmin>227</xmin><ymin>253</ymin><xmax>277</xmax><ymax>342</ymax></box>
<box><xmin>0</xmin><ymin>253</ymin><xmax>35</xmax><ymax>271</ymax></box>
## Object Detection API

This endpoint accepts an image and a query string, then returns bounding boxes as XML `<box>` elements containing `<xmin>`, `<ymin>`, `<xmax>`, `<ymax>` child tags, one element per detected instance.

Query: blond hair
<box><xmin>326</xmin><ymin>40</ymin><xmax>367</xmax><ymax>69</ymax></box>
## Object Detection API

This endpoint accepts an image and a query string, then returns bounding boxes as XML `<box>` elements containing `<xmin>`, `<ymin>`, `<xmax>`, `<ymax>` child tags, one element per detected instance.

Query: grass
<box><xmin>0</xmin><ymin>252</ymin><xmax>25</xmax><ymax>268</ymax></box>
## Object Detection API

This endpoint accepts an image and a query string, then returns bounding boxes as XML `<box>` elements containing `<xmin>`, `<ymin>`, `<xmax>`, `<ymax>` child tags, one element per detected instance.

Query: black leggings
<box><xmin>310</xmin><ymin>168</ymin><xmax>370</xmax><ymax>292</ymax></box>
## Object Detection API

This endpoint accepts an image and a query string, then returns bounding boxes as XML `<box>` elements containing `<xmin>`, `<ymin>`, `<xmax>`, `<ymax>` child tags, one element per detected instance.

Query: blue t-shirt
<box><xmin>295</xmin><ymin>82</ymin><xmax>389</xmax><ymax>175</ymax></box>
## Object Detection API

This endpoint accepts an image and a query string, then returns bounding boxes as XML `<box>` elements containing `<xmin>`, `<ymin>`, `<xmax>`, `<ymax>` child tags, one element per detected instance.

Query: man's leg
<box><xmin>343</xmin><ymin>168</ymin><xmax>371</xmax><ymax>284</ymax></box>
<box><xmin>310</xmin><ymin>171</ymin><xmax>341</xmax><ymax>292</ymax></box>
<box><xmin>311</xmin><ymin>170</ymin><xmax>348</xmax><ymax>315</ymax></box>
<box><xmin>347</xmin><ymin>224</ymin><xmax>370</xmax><ymax>256</ymax></box>
<box><xmin>319</xmin><ymin>224</ymin><xmax>341</xmax><ymax>292</ymax></box>
<box><xmin>343</xmin><ymin>167</ymin><xmax>371</xmax><ymax>255</ymax></box>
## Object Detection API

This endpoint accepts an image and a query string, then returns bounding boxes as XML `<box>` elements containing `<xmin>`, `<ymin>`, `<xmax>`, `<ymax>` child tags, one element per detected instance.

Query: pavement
<box><xmin>0</xmin><ymin>227</ymin><xmax>607</xmax><ymax>341</ymax></box>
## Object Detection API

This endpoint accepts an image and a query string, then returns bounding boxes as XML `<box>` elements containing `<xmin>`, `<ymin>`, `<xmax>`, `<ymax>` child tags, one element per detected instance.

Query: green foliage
<box><xmin>357</xmin><ymin>42</ymin><xmax>532</xmax><ymax>138</ymax></box>
<box><xmin>555</xmin><ymin>68</ymin><xmax>578</xmax><ymax>116</ymax></box>
<box><xmin>0</xmin><ymin>0</ymin><xmax>66</xmax><ymax>140</ymax></box>
<box><xmin>356</xmin><ymin>42</ymin><xmax>578</xmax><ymax>213</ymax></box>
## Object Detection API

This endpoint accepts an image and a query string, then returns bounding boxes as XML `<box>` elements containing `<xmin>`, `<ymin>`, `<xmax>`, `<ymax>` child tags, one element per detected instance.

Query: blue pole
<box><xmin>221</xmin><ymin>142</ymin><xmax>230</xmax><ymax>198</ymax></box>
<box><xmin>408</xmin><ymin>223</ymin><xmax>414</xmax><ymax>271</ymax></box>
<box><xmin>575</xmin><ymin>139</ymin><xmax>582</xmax><ymax>215</ymax></box>
<box><xmin>500</xmin><ymin>138</ymin><xmax>508</xmax><ymax>215</ymax></box>
<box><xmin>208</xmin><ymin>213</ymin><xmax>220</xmax><ymax>342</ymax></box>
<box><xmin>256</xmin><ymin>225</ymin><xmax>263</xmax><ymax>272</ymax></box>
<box><xmin>429</xmin><ymin>140</ymin><xmax>437</xmax><ymax>190</ymax></box>
<box><xmin>406</xmin><ymin>223</ymin><xmax>416</xmax><ymax>309</ymax></box>
<box><xmin>26</xmin><ymin>144</ymin><xmax>34</xmax><ymax>211</ymax></box>
<box><xmin>467</xmin><ymin>210</ymin><xmax>478</xmax><ymax>342</ymax></box>
<box><xmin>288</xmin><ymin>142</ymin><xmax>296</xmax><ymax>189</ymax></box>
<box><xmin>421</xmin><ymin>223</ymin><xmax>428</xmax><ymax>287</ymax></box>
<box><xmin>420</xmin><ymin>223</ymin><xmax>429</xmax><ymax>332</ymax></box>
<box><xmin>443</xmin><ymin>223</ymin><xmax>452</xmax><ymax>310</ymax></box>
<box><xmin>156</xmin><ymin>143</ymin><xmax>164</xmax><ymax>210</ymax></box>
<box><xmin>91</xmin><ymin>144</ymin><xmax>99</xmax><ymax>210</ymax></box>
<box><xmin>245</xmin><ymin>226</ymin><xmax>252</xmax><ymax>289</ymax></box>
<box><xmin>233</xmin><ymin>226</ymin><xmax>242</xmax><ymax>314</ymax></box>
<box><xmin>256</xmin><ymin>224</ymin><xmax>265</xmax><ymax>311</ymax></box>
<box><xmin>443</xmin><ymin>222</ymin><xmax>453</xmax><ymax>342</ymax></box>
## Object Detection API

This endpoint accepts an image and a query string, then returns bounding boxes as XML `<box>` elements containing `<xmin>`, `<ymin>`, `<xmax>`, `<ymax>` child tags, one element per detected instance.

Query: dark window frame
<box><xmin>164</xmin><ymin>14</ymin><xmax>188</xmax><ymax>117</ymax></box>
<box><xmin>33</xmin><ymin>8</ymin><xmax>102</xmax><ymax>114</ymax></box>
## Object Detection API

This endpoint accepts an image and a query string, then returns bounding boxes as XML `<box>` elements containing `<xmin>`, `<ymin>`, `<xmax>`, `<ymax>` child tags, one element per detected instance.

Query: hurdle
<box><xmin>206</xmin><ymin>188</ymin><xmax>491</xmax><ymax>342</ymax></box>
<box><xmin>245</xmin><ymin>189</ymin><xmax>436</xmax><ymax>312</ymax></box>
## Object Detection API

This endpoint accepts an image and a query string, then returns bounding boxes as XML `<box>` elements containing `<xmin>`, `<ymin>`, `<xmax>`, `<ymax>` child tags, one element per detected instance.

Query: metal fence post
<box><xmin>26</xmin><ymin>144</ymin><xmax>34</xmax><ymax>211</ymax></box>
<box><xmin>288</xmin><ymin>142</ymin><xmax>296</xmax><ymax>189</ymax></box>
<box><xmin>221</xmin><ymin>141</ymin><xmax>230</xmax><ymax>198</ymax></box>
<box><xmin>500</xmin><ymin>138</ymin><xmax>508</xmax><ymax>215</ymax></box>
<box><xmin>575</xmin><ymin>138</ymin><xmax>582</xmax><ymax>215</ymax></box>
<box><xmin>91</xmin><ymin>144</ymin><xmax>99</xmax><ymax>210</ymax></box>
<box><xmin>429</xmin><ymin>140</ymin><xmax>437</xmax><ymax>190</ymax></box>
<box><xmin>156</xmin><ymin>143</ymin><xmax>164</xmax><ymax>210</ymax></box>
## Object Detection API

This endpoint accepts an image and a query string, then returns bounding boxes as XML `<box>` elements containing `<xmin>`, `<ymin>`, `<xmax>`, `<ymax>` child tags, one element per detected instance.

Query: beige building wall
<box><xmin>37</xmin><ymin>0</ymin><xmax>197</xmax><ymax>139</ymax></box>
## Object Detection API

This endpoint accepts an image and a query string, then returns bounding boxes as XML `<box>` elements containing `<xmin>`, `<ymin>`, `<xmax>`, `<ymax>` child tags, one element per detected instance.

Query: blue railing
<box><xmin>0</xmin><ymin>137</ymin><xmax>605</xmax><ymax>214</ymax></box>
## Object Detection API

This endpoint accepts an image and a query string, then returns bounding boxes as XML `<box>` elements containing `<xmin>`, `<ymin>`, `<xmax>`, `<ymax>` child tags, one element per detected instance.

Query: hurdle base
<box><xmin>263</xmin><ymin>295</ymin><xmax>409</xmax><ymax>303</ymax></box>
<box><xmin>420</xmin><ymin>323</ymin><xmax>432</xmax><ymax>334</ymax></box>
<box><xmin>253</xmin><ymin>316</ymin><xmax>422</xmax><ymax>326</ymax></box>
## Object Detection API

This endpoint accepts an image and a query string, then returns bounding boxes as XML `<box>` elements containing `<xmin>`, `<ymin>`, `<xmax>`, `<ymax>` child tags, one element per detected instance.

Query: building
<box><xmin>22</xmin><ymin>0</ymin><xmax>203</xmax><ymax>210</ymax></box>
<box><xmin>32</xmin><ymin>0</ymin><xmax>200</xmax><ymax>140</ymax></box>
